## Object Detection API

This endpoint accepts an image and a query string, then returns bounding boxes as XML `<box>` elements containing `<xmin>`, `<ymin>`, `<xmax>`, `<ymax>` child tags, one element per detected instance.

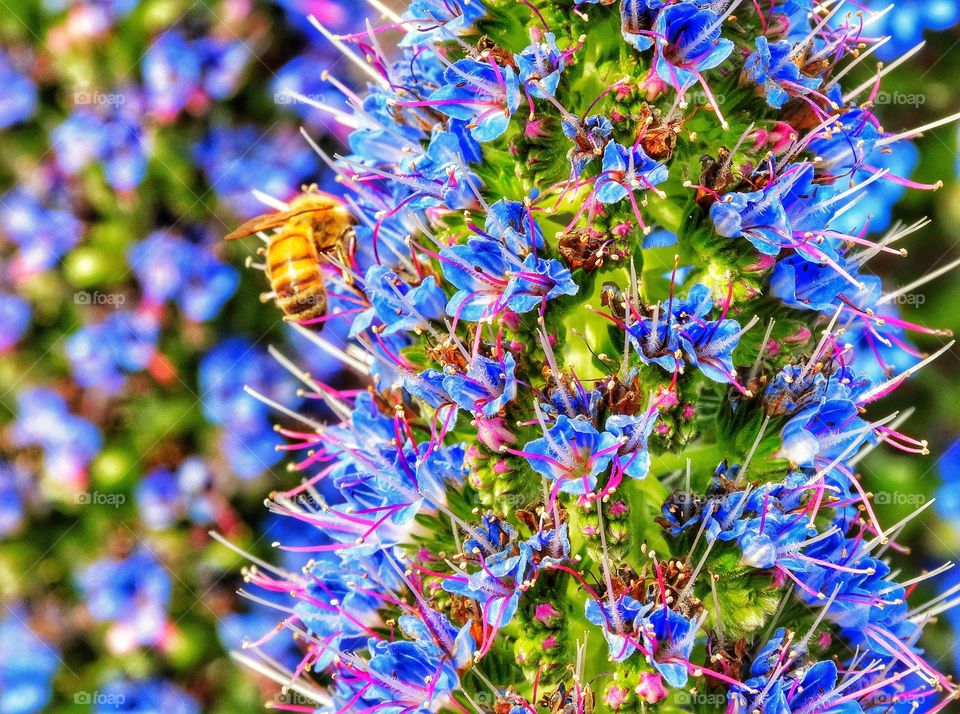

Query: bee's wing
<box><xmin>224</xmin><ymin>206</ymin><xmax>335</xmax><ymax>241</ymax></box>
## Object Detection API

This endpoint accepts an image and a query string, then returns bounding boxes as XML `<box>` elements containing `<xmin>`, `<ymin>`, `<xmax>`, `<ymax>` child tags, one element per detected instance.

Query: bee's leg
<box><xmin>338</xmin><ymin>226</ymin><xmax>358</xmax><ymax>286</ymax></box>
<box><xmin>259</xmin><ymin>291</ymin><xmax>277</xmax><ymax>303</ymax></box>
<box><xmin>244</xmin><ymin>256</ymin><xmax>267</xmax><ymax>271</ymax></box>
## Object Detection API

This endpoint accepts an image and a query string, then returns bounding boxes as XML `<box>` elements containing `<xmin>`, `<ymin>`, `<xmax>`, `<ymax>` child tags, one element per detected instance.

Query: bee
<box><xmin>225</xmin><ymin>186</ymin><xmax>355</xmax><ymax>328</ymax></box>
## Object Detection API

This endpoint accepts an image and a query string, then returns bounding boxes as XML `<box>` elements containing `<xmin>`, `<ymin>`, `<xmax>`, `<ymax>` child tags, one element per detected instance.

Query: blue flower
<box><xmin>443</xmin><ymin>353</ymin><xmax>518</xmax><ymax>417</ymax></box>
<box><xmin>830</xmin><ymin>141</ymin><xmax>919</xmax><ymax>236</ymax></box>
<box><xmin>526</xmin><ymin>523</ymin><xmax>571</xmax><ymax>567</ymax></box>
<box><xmin>400</xmin><ymin>0</ymin><xmax>487</xmax><ymax>47</ymax></box>
<box><xmin>605</xmin><ymin>412</ymin><xmax>657</xmax><ymax>479</ymax></box>
<box><xmin>12</xmin><ymin>387</ymin><xmax>102</xmax><ymax>489</ymax></box>
<box><xmin>682</xmin><ymin>318</ymin><xmax>743</xmax><ymax>384</ymax></box>
<box><xmin>219</xmin><ymin>601</ymin><xmax>302</xmax><ymax>671</ymax></box>
<box><xmin>441</xmin><ymin>543</ymin><xmax>531</xmax><ymax>629</ymax></box>
<box><xmin>745</xmin><ymin>37</ymin><xmax>822</xmax><ymax>109</ymax></box>
<box><xmin>427</xmin><ymin>58</ymin><xmax>521</xmax><ymax>142</ymax></box>
<box><xmin>129</xmin><ymin>230</ymin><xmax>238</xmax><ymax>322</ymax></box>
<box><xmin>52</xmin><ymin>95</ymin><xmax>149</xmax><ymax>191</ymax></box>
<box><xmin>0</xmin><ymin>293</ymin><xmax>30</xmax><ymax>352</ymax></box>
<box><xmin>0</xmin><ymin>607</ymin><xmax>59</xmax><ymax>714</ymax></box>
<box><xmin>352</xmin><ymin>266</ymin><xmax>446</xmax><ymax>337</ymax></box>
<box><xmin>770</xmin><ymin>255</ymin><xmax>856</xmax><ymax>312</ymax></box>
<box><xmin>272</xmin><ymin>49</ymin><xmax>350</xmax><ymax>132</ymax></box>
<box><xmin>711</xmin><ymin>187</ymin><xmax>791</xmax><ymax>256</ymax></box>
<box><xmin>0</xmin><ymin>187</ymin><xmax>83</xmax><ymax>275</ymax></box>
<box><xmin>937</xmin><ymin>440</ymin><xmax>960</xmax><ymax>521</ymax></box>
<box><xmin>77</xmin><ymin>549</ymin><xmax>172</xmax><ymax>647</ymax></box>
<box><xmin>65</xmin><ymin>310</ymin><xmax>160</xmax><ymax>393</ymax></box>
<box><xmin>0</xmin><ymin>50</ymin><xmax>36</xmax><ymax>128</ymax></box>
<box><xmin>135</xmin><ymin>468</ymin><xmax>183</xmax><ymax>530</ymax></box>
<box><xmin>196</xmin><ymin>37</ymin><xmax>251</xmax><ymax>100</ymax></box>
<box><xmin>595</xmin><ymin>141</ymin><xmax>668</xmax><ymax>205</ymax></box>
<box><xmin>365</xmin><ymin>639</ymin><xmax>461</xmax><ymax>712</ymax></box>
<box><xmin>564</xmin><ymin>114</ymin><xmax>613</xmax><ymax>177</ymax></box>
<box><xmin>484</xmin><ymin>198</ymin><xmax>544</xmax><ymax>255</ymax></box>
<box><xmin>782</xmin><ymin>397</ymin><xmax>873</xmax><ymax>468</ymax></box>
<box><xmin>838</xmin><ymin>0</ymin><xmax>960</xmax><ymax>61</ymax></box>
<box><xmin>585</xmin><ymin>594</ymin><xmax>649</xmax><ymax>661</ymax></box>
<box><xmin>441</xmin><ymin>238</ymin><xmax>577</xmax><ymax>321</ymax></box>
<box><xmin>516</xmin><ymin>31</ymin><xmax>565</xmax><ymax>98</ymax></box>
<box><xmin>294</xmin><ymin>561</ymin><xmax>382</xmax><ymax>668</ymax></box>
<box><xmin>398</xmin><ymin>609</ymin><xmax>476</xmax><ymax>669</ymax></box>
<box><xmin>199</xmin><ymin>338</ymin><xmax>299</xmax><ymax>477</ymax></box>
<box><xmin>523</xmin><ymin>415</ymin><xmax>619</xmax><ymax>495</ymax></box>
<box><xmin>652</xmin><ymin>4</ymin><xmax>734</xmax><ymax>92</ymax></box>
<box><xmin>193</xmin><ymin>124</ymin><xmax>318</xmax><ymax>218</ymax></box>
<box><xmin>0</xmin><ymin>461</ymin><xmax>27</xmax><ymax>537</ymax></box>
<box><xmin>410</xmin><ymin>128</ymin><xmax>484</xmax><ymax>208</ymax></box>
<box><xmin>143</xmin><ymin>30</ymin><xmax>201</xmax><ymax>121</ymax></box>
<box><xmin>621</xmin><ymin>0</ymin><xmax>654</xmax><ymax>51</ymax></box>
<box><xmin>640</xmin><ymin>606</ymin><xmax>697</xmax><ymax>687</ymax></box>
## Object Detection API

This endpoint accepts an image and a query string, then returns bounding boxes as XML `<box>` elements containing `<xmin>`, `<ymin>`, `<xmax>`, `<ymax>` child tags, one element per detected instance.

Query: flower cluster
<box><xmin>227</xmin><ymin>0</ymin><xmax>960</xmax><ymax>712</ymax></box>
<box><xmin>0</xmin><ymin>0</ymin><xmax>363</xmax><ymax>710</ymax></box>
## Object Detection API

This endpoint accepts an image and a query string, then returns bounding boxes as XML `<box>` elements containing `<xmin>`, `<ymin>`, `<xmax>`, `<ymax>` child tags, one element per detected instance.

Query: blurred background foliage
<box><xmin>1</xmin><ymin>0</ymin><xmax>960</xmax><ymax>712</ymax></box>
